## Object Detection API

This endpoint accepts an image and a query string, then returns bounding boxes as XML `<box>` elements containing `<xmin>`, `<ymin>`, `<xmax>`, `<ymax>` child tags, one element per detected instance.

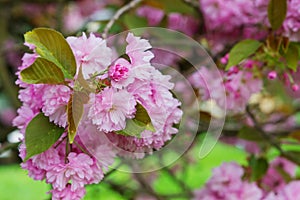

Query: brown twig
<box><xmin>246</xmin><ymin>106</ymin><xmax>284</xmax><ymax>154</ymax></box>
<box><xmin>102</xmin><ymin>0</ymin><xmax>143</xmax><ymax>39</ymax></box>
<box><xmin>161</xmin><ymin>167</ymin><xmax>193</xmax><ymax>197</ymax></box>
<box><xmin>133</xmin><ymin>172</ymin><xmax>164</xmax><ymax>200</ymax></box>
<box><xmin>0</xmin><ymin>142</ymin><xmax>20</xmax><ymax>155</ymax></box>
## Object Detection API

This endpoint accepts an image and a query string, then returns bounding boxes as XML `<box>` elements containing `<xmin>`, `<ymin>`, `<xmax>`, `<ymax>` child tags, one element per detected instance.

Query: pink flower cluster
<box><xmin>189</xmin><ymin>61</ymin><xmax>262</xmax><ymax>113</ymax></box>
<box><xmin>199</xmin><ymin>0</ymin><xmax>267</xmax><ymax>53</ymax></box>
<box><xmin>193</xmin><ymin>162</ymin><xmax>263</xmax><ymax>200</ymax></box>
<box><xmin>13</xmin><ymin>32</ymin><xmax>182</xmax><ymax>199</ymax></box>
<box><xmin>199</xmin><ymin>0</ymin><xmax>300</xmax><ymax>53</ymax></box>
<box><xmin>193</xmin><ymin>160</ymin><xmax>299</xmax><ymax>200</ymax></box>
<box><xmin>261</xmin><ymin>157</ymin><xmax>297</xmax><ymax>193</ymax></box>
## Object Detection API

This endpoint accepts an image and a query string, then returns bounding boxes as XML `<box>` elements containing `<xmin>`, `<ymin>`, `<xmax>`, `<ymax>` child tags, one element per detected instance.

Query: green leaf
<box><xmin>24</xmin><ymin>28</ymin><xmax>76</xmax><ymax>79</ymax></box>
<box><xmin>67</xmin><ymin>91</ymin><xmax>90</xmax><ymax>144</ymax></box>
<box><xmin>268</xmin><ymin>0</ymin><xmax>287</xmax><ymax>30</ymax></box>
<box><xmin>20</xmin><ymin>58</ymin><xmax>65</xmax><ymax>84</ymax></box>
<box><xmin>123</xmin><ymin>14</ymin><xmax>148</xmax><ymax>30</ymax></box>
<box><xmin>226</xmin><ymin>40</ymin><xmax>262</xmax><ymax>70</ymax></box>
<box><xmin>249</xmin><ymin>156</ymin><xmax>269</xmax><ymax>181</ymax></box>
<box><xmin>160</xmin><ymin>0</ymin><xmax>195</xmax><ymax>14</ymax></box>
<box><xmin>116</xmin><ymin>103</ymin><xmax>155</xmax><ymax>137</ymax></box>
<box><xmin>25</xmin><ymin>113</ymin><xmax>64</xmax><ymax>161</ymax></box>
<box><xmin>285</xmin><ymin>43</ymin><xmax>299</xmax><ymax>71</ymax></box>
<box><xmin>238</xmin><ymin>126</ymin><xmax>263</xmax><ymax>141</ymax></box>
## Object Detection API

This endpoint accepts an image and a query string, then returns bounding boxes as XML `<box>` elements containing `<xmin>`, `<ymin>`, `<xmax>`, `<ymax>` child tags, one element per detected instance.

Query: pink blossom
<box><xmin>42</xmin><ymin>85</ymin><xmax>71</xmax><ymax>127</ymax></box>
<box><xmin>292</xmin><ymin>84</ymin><xmax>299</xmax><ymax>91</ymax></box>
<box><xmin>282</xmin><ymin>0</ymin><xmax>300</xmax><ymax>41</ymax></box>
<box><xmin>67</xmin><ymin>33</ymin><xmax>112</xmax><ymax>79</ymax></box>
<box><xmin>50</xmin><ymin>183</ymin><xmax>86</xmax><ymax>200</ymax></box>
<box><xmin>136</xmin><ymin>5</ymin><xmax>164</xmax><ymax>26</ymax></box>
<box><xmin>200</xmin><ymin>0</ymin><xmax>268</xmax><ymax>53</ymax></box>
<box><xmin>167</xmin><ymin>13</ymin><xmax>199</xmax><ymax>36</ymax></box>
<box><xmin>109</xmin><ymin>58</ymin><xmax>134</xmax><ymax>89</ymax></box>
<box><xmin>77</xmin><ymin>121</ymin><xmax>116</xmax><ymax>170</ymax></box>
<box><xmin>21</xmin><ymin>159</ymin><xmax>46</xmax><ymax>181</ymax></box>
<box><xmin>109</xmin><ymin>59</ymin><xmax>130</xmax><ymax>82</ymax></box>
<box><xmin>31</xmin><ymin>147</ymin><xmax>62</xmax><ymax>170</ymax></box>
<box><xmin>18</xmin><ymin>84</ymin><xmax>47</xmax><ymax>111</ymax></box>
<box><xmin>126</xmin><ymin>33</ymin><xmax>154</xmax><ymax>66</ymax></box>
<box><xmin>46</xmin><ymin>152</ymin><xmax>103</xmax><ymax>191</ymax></box>
<box><xmin>12</xmin><ymin>105</ymin><xmax>38</xmax><ymax>134</ymax></box>
<box><xmin>88</xmin><ymin>87</ymin><xmax>136</xmax><ymax>132</ymax></box>
<box><xmin>264</xmin><ymin>181</ymin><xmax>300</xmax><ymax>200</ymax></box>
<box><xmin>220</xmin><ymin>54</ymin><xmax>229</xmax><ymax>65</ymax></box>
<box><xmin>268</xmin><ymin>71</ymin><xmax>277</xmax><ymax>80</ymax></box>
<box><xmin>261</xmin><ymin>157</ymin><xmax>296</xmax><ymax>192</ymax></box>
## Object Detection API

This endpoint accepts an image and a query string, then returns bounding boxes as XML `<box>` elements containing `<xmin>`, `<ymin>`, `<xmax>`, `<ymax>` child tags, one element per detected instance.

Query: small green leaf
<box><xmin>160</xmin><ymin>0</ymin><xmax>195</xmax><ymax>14</ymax></box>
<box><xmin>24</xmin><ymin>28</ymin><xmax>76</xmax><ymax>79</ymax></box>
<box><xmin>67</xmin><ymin>91</ymin><xmax>89</xmax><ymax>144</ymax></box>
<box><xmin>20</xmin><ymin>58</ymin><xmax>65</xmax><ymax>84</ymax></box>
<box><xmin>238</xmin><ymin>126</ymin><xmax>263</xmax><ymax>141</ymax></box>
<box><xmin>116</xmin><ymin>119</ymin><xmax>147</xmax><ymax>137</ymax></box>
<box><xmin>226</xmin><ymin>40</ymin><xmax>262</xmax><ymax>70</ymax></box>
<box><xmin>268</xmin><ymin>0</ymin><xmax>287</xmax><ymax>30</ymax></box>
<box><xmin>25</xmin><ymin>113</ymin><xmax>64</xmax><ymax>161</ymax></box>
<box><xmin>116</xmin><ymin>103</ymin><xmax>155</xmax><ymax>137</ymax></box>
<box><xmin>285</xmin><ymin>43</ymin><xmax>299</xmax><ymax>71</ymax></box>
<box><xmin>249</xmin><ymin>156</ymin><xmax>269</xmax><ymax>181</ymax></box>
<box><xmin>134</xmin><ymin>103</ymin><xmax>153</xmax><ymax>126</ymax></box>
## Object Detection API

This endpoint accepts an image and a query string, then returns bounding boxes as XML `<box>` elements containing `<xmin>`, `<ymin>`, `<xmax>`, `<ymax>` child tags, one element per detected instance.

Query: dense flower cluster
<box><xmin>13</xmin><ymin>32</ymin><xmax>182</xmax><ymax>199</ymax></box>
<box><xmin>193</xmin><ymin>162</ymin><xmax>263</xmax><ymax>200</ymax></box>
<box><xmin>193</xmin><ymin>160</ymin><xmax>298</xmax><ymax>200</ymax></box>
<box><xmin>189</xmin><ymin>61</ymin><xmax>262</xmax><ymax>113</ymax></box>
<box><xmin>199</xmin><ymin>0</ymin><xmax>300</xmax><ymax>53</ymax></box>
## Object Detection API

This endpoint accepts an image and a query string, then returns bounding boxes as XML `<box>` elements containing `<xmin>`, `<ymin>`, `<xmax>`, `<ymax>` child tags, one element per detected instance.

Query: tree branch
<box><xmin>182</xmin><ymin>0</ymin><xmax>199</xmax><ymax>9</ymax></box>
<box><xmin>102</xmin><ymin>0</ymin><xmax>143</xmax><ymax>39</ymax></box>
<box><xmin>246</xmin><ymin>106</ymin><xmax>284</xmax><ymax>153</ymax></box>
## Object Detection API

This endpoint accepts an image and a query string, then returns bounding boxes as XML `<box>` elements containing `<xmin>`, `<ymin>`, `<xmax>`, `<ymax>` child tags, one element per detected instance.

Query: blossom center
<box><xmin>109</xmin><ymin>63</ymin><xmax>129</xmax><ymax>82</ymax></box>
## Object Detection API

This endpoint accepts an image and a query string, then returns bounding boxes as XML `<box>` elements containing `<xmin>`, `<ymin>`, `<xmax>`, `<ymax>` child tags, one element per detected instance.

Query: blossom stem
<box><xmin>90</xmin><ymin>68</ymin><xmax>108</xmax><ymax>79</ymax></box>
<box><xmin>102</xmin><ymin>0</ymin><xmax>143</xmax><ymax>39</ymax></box>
